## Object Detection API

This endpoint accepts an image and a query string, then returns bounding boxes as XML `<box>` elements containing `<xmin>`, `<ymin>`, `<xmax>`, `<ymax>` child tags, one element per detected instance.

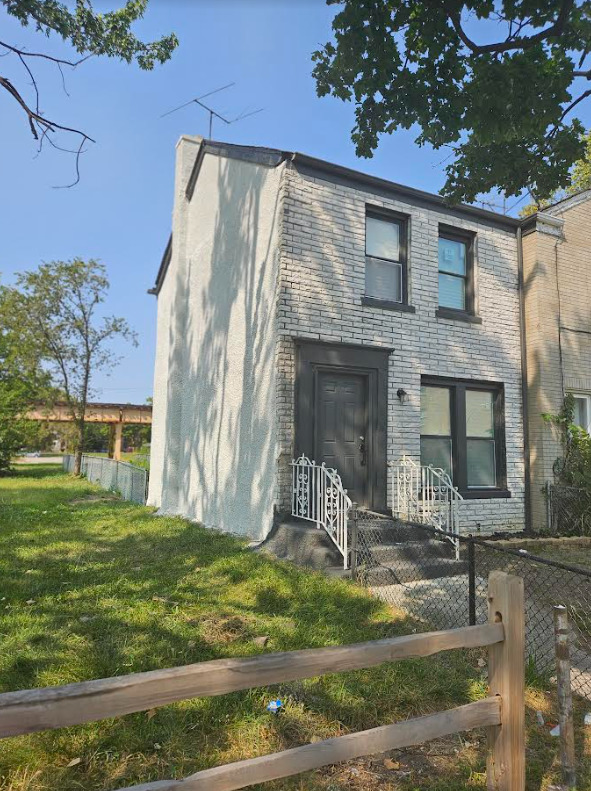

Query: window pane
<box><xmin>467</xmin><ymin>439</ymin><xmax>496</xmax><ymax>487</ymax></box>
<box><xmin>365</xmin><ymin>258</ymin><xmax>402</xmax><ymax>301</ymax></box>
<box><xmin>421</xmin><ymin>386</ymin><xmax>451</xmax><ymax>435</ymax></box>
<box><xmin>573</xmin><ymin>396</ymin><xmax>589</xmax><ymax>431</ymax></box>
<box><xmin>466</xmin><ymin>390</ymin><xmax>494</xmax><ymax>437</ymax></box>
<box><xmin>366</xmin><ymin>216</ymin><xmax>400</xmax><ymax>261</ymax></box>
<box><xmin>421</xmin><ymin>437</ymin><xmax>453</xmax><ymax>478</ymax></box>
<box><xmin>438</xmin><ymin>237</ymin><xmax>466</xmax><ymax>275</ymax></box>
<box><xmin>439</xmin><ymin>273</ymin><xmax>465</xmax><ymax>310</ymax></box>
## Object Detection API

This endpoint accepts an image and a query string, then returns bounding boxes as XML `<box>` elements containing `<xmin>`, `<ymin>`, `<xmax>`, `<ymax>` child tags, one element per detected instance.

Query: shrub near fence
<box><xmin>546</xmin><ymin>482</ymin><xmax>591</xmax><ymax>535</ymax></box>
<box><xmin>63</xmin><ymin>454</ymin><xmax>149</xmax><ymax>505</ymax></box>
<box><xmin>0</xmin><ymin>572</ymin><xmax>525</xmax><ymax>791</ymax></box>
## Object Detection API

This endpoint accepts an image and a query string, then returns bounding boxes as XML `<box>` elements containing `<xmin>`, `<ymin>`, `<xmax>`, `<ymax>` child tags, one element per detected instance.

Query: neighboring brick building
<box><xmin>148</xmin><ymin>137</ymin><xmax>527</xmax><ymax>541</ymax></box>
<box><xmin>522</xmin><ymin>192</ymin><xmax>591</xmax><ymax>528</ymax></box>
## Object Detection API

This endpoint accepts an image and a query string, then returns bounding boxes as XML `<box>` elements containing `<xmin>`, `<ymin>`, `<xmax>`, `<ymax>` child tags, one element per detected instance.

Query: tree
<box><xmin>4</xmin><ymin>259</ymin><xmax>136</xmax><ymax>475</ymax></box>
<box><xmin>1</xmin><ymin>0</ymin><xmax>177</xmax><ymax>184</ymax></box>
<box><xmin>313</xmin><ymin>1</ymin><xmax>591</xmax><ymax>204</ymax></box>
<box><xmin>0</xmin><ymin>288</ymin><xmax>50</xmax><ymax>471</ymax></box>
<box><xmin>521</xmin><ymin>127</ymin><xmax>591</xmax><ymax>214</ymax></box>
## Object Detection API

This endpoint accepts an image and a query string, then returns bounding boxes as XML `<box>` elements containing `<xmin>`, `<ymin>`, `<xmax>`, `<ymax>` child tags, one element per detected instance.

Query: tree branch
<box><xmin>0</xmin><ymin>74</ymin><xmax>95</xmax><ymax>186</ymax></box>
<box><xmin>0</xmin><ymin>40</ymin><xmax>90</xmax><ymax>68</ymax></box>
<box><xmin>448</xmin><ymin>0</ymin><xmax>574</xmax><ymax>55</ymax></box>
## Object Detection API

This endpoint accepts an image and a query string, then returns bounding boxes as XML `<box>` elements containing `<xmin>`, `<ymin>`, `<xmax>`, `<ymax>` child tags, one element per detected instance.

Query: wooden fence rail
<box><xmin>0</xmin><ymin>571</ymin><xmax>524</xmax><ymax>791</ymax></box>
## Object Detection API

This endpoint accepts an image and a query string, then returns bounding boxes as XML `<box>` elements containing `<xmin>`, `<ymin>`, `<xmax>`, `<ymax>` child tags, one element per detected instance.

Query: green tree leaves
<box><xmin>2</xmin><ymin>259</ymin><xmax>136</xmax><ymax>474</ymax></box>
<box><xmin>0</xmin><ymin>1</ymin><xmax>177</xmax><ymax>182</ymax></box>
<box><xmin>314</xmin><ymin>1</ymin><xmax>591</xmax><ymax>203</ymax></box>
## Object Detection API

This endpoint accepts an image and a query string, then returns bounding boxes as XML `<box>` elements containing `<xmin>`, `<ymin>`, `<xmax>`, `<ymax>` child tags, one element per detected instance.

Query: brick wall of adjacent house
<box><xmin>523</xmin><ymin>194</ymin><xmax>591</xmax><ymax>528</ymax></box>
<box><xmin>276</xmin><ymin>165</ymin><xmax>526</xmax><ymax>534</ymax></box>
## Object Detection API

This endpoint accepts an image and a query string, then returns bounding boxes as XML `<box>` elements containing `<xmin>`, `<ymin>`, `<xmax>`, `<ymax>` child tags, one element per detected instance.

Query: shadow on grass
<box><xmin>6</xmin><ymin>467</ymin><xmax>567</xmax><ymax>791</ymax></box>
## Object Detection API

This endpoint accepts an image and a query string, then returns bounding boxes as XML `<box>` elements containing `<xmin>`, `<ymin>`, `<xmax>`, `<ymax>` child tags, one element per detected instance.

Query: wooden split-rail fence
<box><xmin>0</xmin><ymin>571</ymin><xmax>525</xmax><ymax>790</ymax></box>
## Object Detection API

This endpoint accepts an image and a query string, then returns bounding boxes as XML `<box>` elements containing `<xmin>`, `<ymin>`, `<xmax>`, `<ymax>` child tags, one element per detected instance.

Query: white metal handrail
<box><xmin>291</xmin><ymin>455</ymin><xmax>351</xmax><ymax>568</ymax></box>
<box><xmin>391</xmin><ymin>456</ymin><xmax>464</xmax><ymax>558</ymax></box>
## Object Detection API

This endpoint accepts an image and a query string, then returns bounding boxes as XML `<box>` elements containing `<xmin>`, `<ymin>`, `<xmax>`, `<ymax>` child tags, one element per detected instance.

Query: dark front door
<box><xmin>316</xmin><ymin>371</ymin><xmax>369</xmax><ymax>507</ymax></box>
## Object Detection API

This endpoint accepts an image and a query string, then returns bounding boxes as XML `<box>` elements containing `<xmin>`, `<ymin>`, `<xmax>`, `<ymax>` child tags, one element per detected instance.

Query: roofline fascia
<box><xmin>148</xmin><ymin>233</ymin><xmax>173</xmax><ymax>296</ymax></box>
<box><xmin>290</xmin><ymin>152</ymin><xmax>521</xmax><ymax>233</ymax></box>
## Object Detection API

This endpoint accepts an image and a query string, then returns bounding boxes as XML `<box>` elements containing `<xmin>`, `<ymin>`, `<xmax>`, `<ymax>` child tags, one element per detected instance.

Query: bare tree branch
<box><xmin>0</xmin><ymin>40</ymin><xmax>90</xmax><ymax>68</ymax></box>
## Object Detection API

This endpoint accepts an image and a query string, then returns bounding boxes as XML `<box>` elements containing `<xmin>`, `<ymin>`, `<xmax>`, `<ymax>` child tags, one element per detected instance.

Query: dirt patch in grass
<box><xmin>70</xmin><ymin>494</ymin><xmax>120</xmax><ymax>505</ymax></box>
<box><xmin>194</xmin><ymin>614</ymin><xmax>253</xmax><ymax>645</ymax></box>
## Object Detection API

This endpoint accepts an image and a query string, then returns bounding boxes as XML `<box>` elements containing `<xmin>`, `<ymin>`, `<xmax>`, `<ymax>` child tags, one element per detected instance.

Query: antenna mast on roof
<box><xmin>160</xmin><ymin>83</ymin><xmax>263</xmax><ymax>138</ymax></box>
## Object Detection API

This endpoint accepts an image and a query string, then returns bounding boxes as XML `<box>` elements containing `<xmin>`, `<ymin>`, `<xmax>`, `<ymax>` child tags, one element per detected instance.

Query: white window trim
<box><xmin>570</xmin><ymin>392</ymin><xmax>591</xmax><ymax>433</ymax></box>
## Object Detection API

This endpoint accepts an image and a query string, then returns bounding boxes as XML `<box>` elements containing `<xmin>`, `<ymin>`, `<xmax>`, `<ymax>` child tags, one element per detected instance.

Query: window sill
<box><xmin>361</xmin><ymin>296</ymin><xmax>416</xmax><ymax>313</ymax></box>
<box><xmin>436</xmin><ymin>307</ymin><xmax>482</xmax><ymax>324</ymax></box>
<box><xmin>460</xmin><ymin>489</ymin><xmax>511</xmax><ymax>500</ymax></box>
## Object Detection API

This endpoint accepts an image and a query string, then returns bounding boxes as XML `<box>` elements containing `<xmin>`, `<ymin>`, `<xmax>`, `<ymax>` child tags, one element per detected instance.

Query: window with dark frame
<box><xmin>438</xmin><ymin>227</ymin><xmax>475</xmax><ymax>314</ymax></box>
<box><xmin>365</xmin><ymin>210</ymin><xmax>407</xmax><ymax>304</ymax></box>
<box><xmin>420</xmin><ymin>378</ymin><xmax>507</xmax><ymax>496</ymax></box>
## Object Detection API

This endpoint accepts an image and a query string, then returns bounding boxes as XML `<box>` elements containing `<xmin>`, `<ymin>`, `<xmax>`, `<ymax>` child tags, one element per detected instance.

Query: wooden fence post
<box><xmin>554</xmin><ymin>605</ymin><xmax>576</xmax><ymax>788</ymax></box>
<box><xmin>486</xmin><ymin>571</ymin><xmax>525</xmax><ymax>791</ymax></box>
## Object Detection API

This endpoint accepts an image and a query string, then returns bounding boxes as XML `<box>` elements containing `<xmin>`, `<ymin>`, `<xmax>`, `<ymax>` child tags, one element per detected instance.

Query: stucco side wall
<box><xmin>149</xmin><ymin>144</ymin><xmax>283</xmax><ymax>541</ymax></box>
<box><xmin>148</xmin><ymin>136</ymin><xmax>201</xmax><ymax>510</ymax></box>
<box><xmin>524</xmin><ymin>198</ymin><xmax>591</xmax><ymax>527</ymax></box>
<box><xmin>277</xmin><ymin>167</ymin><xmax>525</xmax><ymax>534</ymax></box>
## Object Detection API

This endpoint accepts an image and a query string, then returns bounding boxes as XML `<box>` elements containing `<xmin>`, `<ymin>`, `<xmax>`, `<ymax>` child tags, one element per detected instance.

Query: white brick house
<box><xmin>148</xmin><ymin>137</ymin><xmax>526</xmax><ymax>542</ymax></box>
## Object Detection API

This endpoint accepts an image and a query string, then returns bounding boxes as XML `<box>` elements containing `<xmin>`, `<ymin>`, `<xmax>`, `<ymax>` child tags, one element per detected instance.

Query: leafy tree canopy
<box><xmin>313</xmin><ymin>1</ymin><xmax>591</xmax><ymax>204</ymax></box>
<box><xmin>1</xmin><ymin>0</ymin><xmax>177</xmax><ymax>183</ymax></box>
<box><xmin>3</xmin><ymin>259</ymin><xmax>136</xmax><ymax>474</ymax></box>
<box><xmin>521</xmin><ymin>127</ymin><xmax>591</xmax><ymax>214</ymax></box>
<box><xmin>0</xmin><ymin>287</ymin><xmax>53</xmax><ymax>471</ymax></box>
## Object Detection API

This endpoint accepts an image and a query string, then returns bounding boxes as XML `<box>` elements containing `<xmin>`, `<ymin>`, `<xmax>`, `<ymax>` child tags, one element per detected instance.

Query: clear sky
<box><xmin>2</xmin><ymin>0</ymin><xmax>590</xmax><ymax>403</ymax></box>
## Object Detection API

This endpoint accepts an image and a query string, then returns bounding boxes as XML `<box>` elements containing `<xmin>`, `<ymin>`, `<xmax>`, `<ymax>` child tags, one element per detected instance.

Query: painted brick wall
<box><xmin>276</xmin><ymin>165</ymin><xmax>525</xmax><ymax>534</ymax></box>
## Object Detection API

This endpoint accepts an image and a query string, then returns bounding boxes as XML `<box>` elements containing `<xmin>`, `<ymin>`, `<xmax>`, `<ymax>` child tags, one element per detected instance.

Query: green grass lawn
<box><xmin>0</xmin><ymin>466</ymin><xmax>589</xmax><ymax>791</ymax></box>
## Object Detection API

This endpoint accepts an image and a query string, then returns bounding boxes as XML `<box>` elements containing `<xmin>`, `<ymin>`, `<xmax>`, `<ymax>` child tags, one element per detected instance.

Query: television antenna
<box><xmin>160</xmin><ymin>83</ymin><xmax>264</xmax><ymax>137</ymax></box>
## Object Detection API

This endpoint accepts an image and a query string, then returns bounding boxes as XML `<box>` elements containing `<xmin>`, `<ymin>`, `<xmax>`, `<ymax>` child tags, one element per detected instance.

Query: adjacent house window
<box><xmin>571</xmin><ymin>393</ymin><xmax>591</xmax><ymax>433</ymax></box>
<box><xmin>365</xmin><ymin>210</ymin><xmax>407</xmax><ymax>303</ymax></box>
<box><xmin>438</xmin><ymin>227</ymin><xmax>475</xmax><ymax>313</ymax></box>
<box><xmin>420</xmin><ymin>378</ymin><xmax>506</xmax><ymax>496</ymax></box>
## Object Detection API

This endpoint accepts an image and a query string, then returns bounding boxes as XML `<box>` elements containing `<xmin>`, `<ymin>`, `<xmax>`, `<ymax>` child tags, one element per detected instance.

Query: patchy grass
<box><xmin>0</xmin><ymin>466</ymin><xmax>590</xmax><ymax>790</ymax></box>
<box><xmin>495</xmin><ymin>536</ymin><xmax>591</xmax><ymax>571</ymax></box>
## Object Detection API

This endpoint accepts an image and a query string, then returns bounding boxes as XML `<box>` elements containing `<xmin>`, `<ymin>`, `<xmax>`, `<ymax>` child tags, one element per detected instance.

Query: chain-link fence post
<box><xmin>546</xmin><ymin>481</ymin><xmax>552</xmax><ymax>533</ymax></box>
<box><xmin>468</xmin><ymin>537</ymin><xmax>476</xmax><ymax>626</ymax></box>
<box><xmin>349</xmin><ymin>502</ymin><xmax>359</xmax><ymax>581</ymax></box>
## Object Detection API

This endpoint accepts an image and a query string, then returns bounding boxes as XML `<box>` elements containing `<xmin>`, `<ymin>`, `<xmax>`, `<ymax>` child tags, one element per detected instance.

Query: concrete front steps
<box><xmin>358</xmin><ymin>518</ymin><xmax>467</xmax><ymax>586</ymax></box>
<box><xmin>256</xmin><ymin>515</ymin><xmax>467</xmax><ymax>585</ymax></box>
<box><xmin>255</xmin><ymin>519</ymin><xmax>348</xmax><ymax>577</ymax></box>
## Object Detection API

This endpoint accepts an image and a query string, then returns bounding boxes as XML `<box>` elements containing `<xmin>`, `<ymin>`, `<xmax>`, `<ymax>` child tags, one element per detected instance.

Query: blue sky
<box><xmin>1</xmin><ymin>0</ymin><xmax>589</xmax><ymax>403</ymax></box>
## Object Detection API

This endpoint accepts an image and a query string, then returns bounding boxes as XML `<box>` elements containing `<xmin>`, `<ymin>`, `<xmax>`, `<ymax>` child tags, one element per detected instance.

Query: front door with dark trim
<box><xmin>316</xmin><ymin>370</ymin><xmax>368</xmax><ymax>506</ymax></box>
<box><xmin>294</xmin><ymin>339</ymin><xmax>390</xmax><ymax>513</ymax></box>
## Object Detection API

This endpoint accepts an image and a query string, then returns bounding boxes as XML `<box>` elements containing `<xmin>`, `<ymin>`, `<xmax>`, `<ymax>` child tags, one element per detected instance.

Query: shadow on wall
<box><xmin>277</xmin><ymin>173</ymin><xmax>527</xmax><ymax>530</ymax></box>
<box><xmin>160</xmin><ymin>154</ymin><xmax>281</xmax><ymax>540</ymax></box>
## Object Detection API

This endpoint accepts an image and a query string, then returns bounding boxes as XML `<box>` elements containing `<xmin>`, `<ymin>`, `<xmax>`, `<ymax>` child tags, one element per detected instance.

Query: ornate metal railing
<box><xmin>291</xmin><ymin>455</ymin><xmax>352</xmax><ymax>568</ymax></box>
<box><xmin>391</xmin><ymin>456</ymin><xmax>463</xmax><ymax>558</ymax></box>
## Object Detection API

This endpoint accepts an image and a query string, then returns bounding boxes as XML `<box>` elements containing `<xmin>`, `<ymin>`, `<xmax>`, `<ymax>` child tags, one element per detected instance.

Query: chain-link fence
<box><xmin>63</xmin><ymin>454</ymin><xmax>149</xmax><ymax>504</ymax></box>
<box><xmin>547</xmin><ymin>482</ymin><xmax>591</xmax><ymax>535</ymax></box>
<box><xmin>352</xmin><ymin>510</ymin><xmax>591</xmax><ymax>699</ymax></box>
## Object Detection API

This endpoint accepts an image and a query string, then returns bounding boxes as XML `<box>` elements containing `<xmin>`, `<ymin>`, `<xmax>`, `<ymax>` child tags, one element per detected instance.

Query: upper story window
<box><xmin>438</xmin><ymin>226</ymin><xmax>475</xmax><ymax>315</ymax></box>
<box><xmin>365</xmin><ymin>210</ymin><xmax>407</xmax><ymax>304</ymax></box>
<box><xmin>420</xmin><ymin>377</ymin><xmax>507</xmax><ymax>497</ymax></box>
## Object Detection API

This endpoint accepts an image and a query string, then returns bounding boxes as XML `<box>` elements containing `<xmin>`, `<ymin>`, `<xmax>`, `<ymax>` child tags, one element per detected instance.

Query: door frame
<box><xmin>294</xmin><ymin>339</ymin><xmax>390</xmax><ymax>512</ymax></box>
